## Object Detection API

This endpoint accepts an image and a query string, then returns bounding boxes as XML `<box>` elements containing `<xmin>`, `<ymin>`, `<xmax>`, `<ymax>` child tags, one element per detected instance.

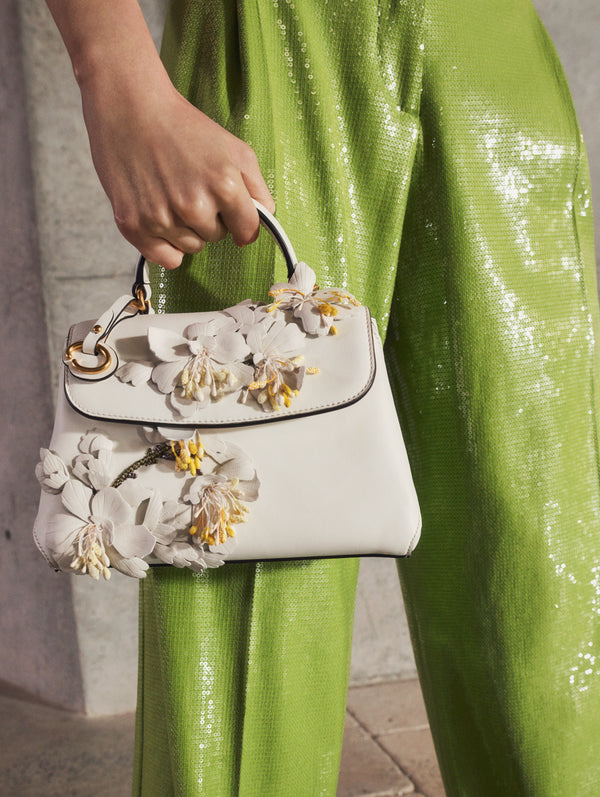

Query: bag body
<box><xmin>33</xmin><ymin>203</ymin><xmax>421</xmax><ymax>579</ymax></box>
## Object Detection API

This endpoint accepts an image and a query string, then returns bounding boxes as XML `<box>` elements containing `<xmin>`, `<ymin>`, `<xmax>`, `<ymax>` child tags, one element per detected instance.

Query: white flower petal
<box><xmin>78</xmin><ymin>430</ymin><xmax>113</xmax><ymax>455</ymax></box>
<box><xmin>107</xmin><ymin>547</ymin><xmax>149</xmax><ymax>579</ymax></box>
<box><xmin>238</xmin><ymin>472</ymin><xmax>260</xmax><ymax>502</ymax></box>
<box><xmin>184</xmin><ymin>474</ymin><xmax>224</xmax><ymax>505</ymax></box>
<box><xmin>161</xmin><ymin>499</ymin><xmax>190</xmax><ymax>527</ymax></box>
<box><xmin>152</xmin><ymin>523</ymin><xmax>178</xmax><ymax>545</ymax></box>
<box><xmin>198</xmin><ymin>548</ymin><xmax>228</xmax><ymax>568</ymax></box>
<box><xmin>46</xmin><ymin>513</ymin><xmax>85</xmax><ymax>563</ymax></box>
<box><xmin>117</xmin><ymin>479</ymin><xmax>153</xmax><ymax>508</ymax></box>
<box><xmin>91</xmin><ymin>487</ymin><xmax>132</xmax><ymax>526</ymax></box>
<box><xmin>266</xmin><ymin>318</ymin><xmax>306</xmax><ymax>354</ymax></box>
<box><xmin>289</xmin><ymin>261</ymin><xmax>317</xmax><ymax>294</ymax></box>
<box><xmin>153</xmin><ymin>541</ymin><xmax>199</xmax><ymax>568</ymax></box>
<box><xmin>36</xmin><ymin>449</ymin><xmax>70</xmax><ymax>494</ymax></box>
<box><xmin>72</xmin><ymin>452</ymin><xmax>113</xmax><ymax>491</ymax></box>
<box><xmin>269</xmin><ymin>261</ymin><xmax>316</xmax><ymax>298</ymax></box>
<box><xmin>183</xmin><ymin>316</ymin><xmax>236</xmax><ymax>341</ymax></box>
<box><xmin>217</xmin><ymin>457</ymin><xmax>256</xmax><ymax>483</ymax></box>
<box><xmin>295</xmin><ymin>302</ymin><xmax>329</xmax><ymax>335</ymax></box>
<box><xmin>116</xmin><ymin>361</ymin><xmax>153</xmax><ymax>386</ymax></box>
<box><xmin>228</xmin><ymin>361</ymin><xmax>255</xmax><ymax>387</ymax></box>
<box><xmin>210</xmin><ymin>331</ymin><xmax>251</xmax><ymax>364</ymax></box>
<box><xmin>112</xmin><ymin>523</ymin><xmax>156</xmax><ymax>558</ymax></box>
<box><xmin>143</xmin><ymin>490</ymin><xmax>163</xmax><ymax>531</ymax></box>
<box><xmin>152</xmin><ymin>359</ymin><xmax>185</xmax><ymax>394</ymax></box>
<box><xmin>169</xmin><ymin>390</ymin><xmax>207</xmax><ymax>417</ymax></box>
<box><xmin>61</xmin><ymin>480</ymin><xmax>93</xmax><ymax>521</ymax></box>
<box><xmin>203</xmin><ymin>439</ymin><xmax>242</xmax><ymax>464</ymax></box>
<box><xmin>244</xmin><ymin>322</ymin><xmax>270</xmax><ymax>356</ymax></box>
<box><xmin>148</xmin><ymin>327</ymin><xmax>189</xmax><ymax>362</ymax></box>
<box><xmin>223</xmin><ymin>300</ymin><xmax>256</xmax><ymax>330</ymax></box>
<box><xmin>183</xmin><ymin>321</ymin><xmax>211</xmax><ymax>340</ymax></box>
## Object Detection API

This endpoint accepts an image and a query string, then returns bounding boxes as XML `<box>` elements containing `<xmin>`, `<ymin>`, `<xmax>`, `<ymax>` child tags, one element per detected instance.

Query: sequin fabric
<box><xmin>133</xmin><ymin>0</ymin><xmax>600</xmax><ymax>794</ymax></box>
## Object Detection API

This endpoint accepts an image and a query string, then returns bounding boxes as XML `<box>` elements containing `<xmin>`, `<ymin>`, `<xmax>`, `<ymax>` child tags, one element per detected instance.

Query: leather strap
<box><xmin>131</xmin><ymin>200</ymin><xmax>298</xmax><ymax>302</ymax></box>
<box><xmin>82</xmin><ymin>293</ymin><xmax>146</xmax><ymax>356</ymax></box>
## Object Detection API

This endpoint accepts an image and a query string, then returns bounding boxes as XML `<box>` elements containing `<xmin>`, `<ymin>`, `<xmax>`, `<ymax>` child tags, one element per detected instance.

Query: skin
<box><xmin>45</xmin><ymin>0</ymin><xmax>276</xmax><ymax>270</ymax></box>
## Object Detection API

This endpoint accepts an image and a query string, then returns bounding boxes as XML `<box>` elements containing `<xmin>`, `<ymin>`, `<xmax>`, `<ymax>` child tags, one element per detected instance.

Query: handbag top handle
<box><xmin>131</xmin><ymin>200</ymin><xmax>299</xmax><ymax>305</ymax></box>
<box><xmin>66</xmin><ymin>201</ymin><xmax>301</xmax><ymax>373</ymax></box>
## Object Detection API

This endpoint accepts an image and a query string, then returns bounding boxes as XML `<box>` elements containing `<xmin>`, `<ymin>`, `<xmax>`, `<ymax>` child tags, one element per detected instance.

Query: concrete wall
<box><xmin>2</xmin><ymin>0</ymin><xmax>598</xmax><ymax>714</ymax></box>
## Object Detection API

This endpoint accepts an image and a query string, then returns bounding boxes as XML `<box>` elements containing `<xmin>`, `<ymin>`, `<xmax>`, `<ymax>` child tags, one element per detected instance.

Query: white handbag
<box><xmin>33</xmin><ymin>201</ymin><xmax>421</xmax><ymax>581</ymax></box>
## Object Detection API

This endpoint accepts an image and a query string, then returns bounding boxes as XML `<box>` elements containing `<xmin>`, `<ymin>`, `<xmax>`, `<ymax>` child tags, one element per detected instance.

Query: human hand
<box><xmin>79</xmin><ymin>74</ymin><xmax>275</xmax><ymax>270</ymax></box>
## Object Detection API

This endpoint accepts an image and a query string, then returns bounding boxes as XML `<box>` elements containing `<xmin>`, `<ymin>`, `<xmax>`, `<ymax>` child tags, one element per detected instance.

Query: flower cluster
<box><xmin>116</xmin><ymin>262</ymin><xmax>360</xmax><ymax>419</ymax></box>
<box><xmin>268</xmin><ymin>260</ymin><xmax>360</xmax><ymax>336</ymax></box>
<box><xmin>36</xmin><ymin>429</ymin><xmax>260</xmax><ymax>581</ymax></box>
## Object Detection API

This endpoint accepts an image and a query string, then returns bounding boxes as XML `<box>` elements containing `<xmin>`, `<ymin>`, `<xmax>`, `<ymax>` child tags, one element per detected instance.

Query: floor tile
<box><xmin>0</xmin><ymin>679</ymin><xmax>443</xmax><ymax>797</ymax></box>
<box><xmin>347</xmin><ymin>679</ymin><xmax>429</xmax><ymax>735</ymax></box>
<box><xmin>0</xmin><ymin>693</ymin><xmax>134</xmax><ymax>797</ymax></box>
<box><xmin>377</xmin><ymin>729</ymin><xmax>446</xmax><ymax>797</ymax></box>
<box><xmin>337</xmin><ymin>714</ymin><xmax>415</xmax><ymax>797</ymax></box>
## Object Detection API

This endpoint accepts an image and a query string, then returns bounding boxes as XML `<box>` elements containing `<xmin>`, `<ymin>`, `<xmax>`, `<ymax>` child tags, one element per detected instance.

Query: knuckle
<box><xmin>175</xmin><ymin>189</ymin><xmax>207</xmax><ymax>220</ymax></box>
<box><xmin>241</xmin><ymin>143</ymin><xmax>259</xmax><ymax>166</ymax></box>
<box><xmin>140</xmin><ymin>206</ymin><xmax>171</xmax><ymax>236</ymax></box>
<box><xmin>215</xmin><ymin>168</ymin><xmax>240</xmax><ymax>204</ymax></box>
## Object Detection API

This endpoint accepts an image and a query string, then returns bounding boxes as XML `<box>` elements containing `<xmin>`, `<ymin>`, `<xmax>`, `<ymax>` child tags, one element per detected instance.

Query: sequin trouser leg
<box><xmin>387</xmin><ymin>2</ymin><xmax>600</xmax><ymax>794</ymax></box>
<box><xmin>132</xmin><ymin>561</ymin><xmax>358</xmax><ymax>796</ymax></box>
<box><xmin>132</xmin><ymin>0</ymin><xmax>600</xmax><ymax>794</ymax></box>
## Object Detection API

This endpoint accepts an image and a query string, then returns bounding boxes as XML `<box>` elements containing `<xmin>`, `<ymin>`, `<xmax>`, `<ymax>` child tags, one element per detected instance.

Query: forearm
<box><xmin>45</xmin><ymin>0</ymin><xmax>170</xmax><ymax>90</ymax></box>
<box><xmin>44</xmin><ymin>0</ymin><xmax>274</xmax><ymax>267</ymax></box>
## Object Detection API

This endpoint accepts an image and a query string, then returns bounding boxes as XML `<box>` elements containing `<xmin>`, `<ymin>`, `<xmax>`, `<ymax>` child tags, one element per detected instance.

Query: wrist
<box><xmin>74</xmin><ymin>42</ymin><xmax>171</xmax><ymax>96</ymax></box>
<box><xmin>45</xmin><ymin>0</ymin><xmax>168</xmax><ymax>92</ymax></box>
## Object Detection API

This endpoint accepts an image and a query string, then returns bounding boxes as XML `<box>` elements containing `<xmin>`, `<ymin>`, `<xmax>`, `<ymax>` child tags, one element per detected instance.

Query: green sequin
<box><xmin>133</xmin><ymin>1</ymin><xmax>600</xmax><ymax>794</ymax></box>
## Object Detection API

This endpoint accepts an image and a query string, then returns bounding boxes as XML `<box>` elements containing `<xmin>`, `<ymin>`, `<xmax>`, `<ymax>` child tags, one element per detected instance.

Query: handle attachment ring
<box><xmin>64</xmin><ymin>341</ymin><xmax>113</xmax><ymax>375</ymax></box>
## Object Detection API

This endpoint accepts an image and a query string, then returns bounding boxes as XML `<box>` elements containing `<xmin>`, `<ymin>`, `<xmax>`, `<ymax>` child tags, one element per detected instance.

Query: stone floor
<box><xmin>0</xmin><ymin>677</ymin><xmax>445</xmax><ymax>796</ymax></box>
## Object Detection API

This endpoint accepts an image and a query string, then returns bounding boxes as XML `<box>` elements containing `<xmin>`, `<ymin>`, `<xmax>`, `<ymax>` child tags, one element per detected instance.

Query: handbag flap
<box><xmin>63</xmin><ymin>306</ymin><xmax>376</xmax><ymax>427</ymax></box>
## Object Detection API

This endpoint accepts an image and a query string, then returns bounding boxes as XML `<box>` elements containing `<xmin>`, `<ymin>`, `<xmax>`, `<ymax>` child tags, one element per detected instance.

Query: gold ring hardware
<box><xmin>64</xmin><ymin>341</ymin><xmax>113</xmax><ymax>374</ymax></box>
<box><xmin>129</xmin><ymin>287</ymin><xmax>152</xmax><ymax>313</ymax></box>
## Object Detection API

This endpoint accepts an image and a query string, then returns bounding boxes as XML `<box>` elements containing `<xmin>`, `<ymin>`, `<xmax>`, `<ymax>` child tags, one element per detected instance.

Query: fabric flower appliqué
<box><xmin>36</xmin><ymin>448</ymin><xmax>70</xmax><ymax>494</ymax></box>
<box><xmin>183</xmin><ymin>441</ymin><xmax>260</xmax><ymax>546</ymax></box>
<box><xmin>243</xmin><ymin>318</ymin><xmax>308</xmax><ymax>411</ymax></box>
<box><xmin>36</xmin><ymin>429</ymin><xmax>261</xmax><ymax>580</ymax></box>
<box><xmin>268</xmin><ymin>261</ymin><xmax>360</xmax><ymax>336</ymax></box>
<box><xmin>114</xmin><ymin>262</ymin><xmax>361</xmax><ymax>415</ymax></box>
<box><xmin>48</xmin><ymin>482</ymin><xmax>156</xmax><ymax>580</ymax></box>
<box><xmin>119</xmin><ymin>317</ymin><xmax>254</xmax><ymax>419</ymax></box>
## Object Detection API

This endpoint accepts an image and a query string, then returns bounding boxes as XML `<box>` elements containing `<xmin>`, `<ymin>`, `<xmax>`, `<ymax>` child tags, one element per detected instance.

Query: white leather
<box><xmin>81</xmin><ymin>294</ymin><xmax>138</xmax><ymax>356</ymax></box>
<box><xmin>34</xmin><ymin>321</ymin><xmax>421</xmax><ymax>565</ymax></box>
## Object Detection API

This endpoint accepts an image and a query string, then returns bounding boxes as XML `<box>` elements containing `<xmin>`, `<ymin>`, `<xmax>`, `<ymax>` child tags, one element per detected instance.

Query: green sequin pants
<box><xmin>132</xmin><ymin>0</ymin><xmax>600</xmax><ymax>794</ymax></box>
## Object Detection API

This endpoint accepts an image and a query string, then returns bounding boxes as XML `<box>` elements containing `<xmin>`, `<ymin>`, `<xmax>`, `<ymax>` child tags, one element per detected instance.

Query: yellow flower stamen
<box><xmin>306</xmin><ymin>366</ymin><xmax>320</xmax><ymax>375</ymax></box>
